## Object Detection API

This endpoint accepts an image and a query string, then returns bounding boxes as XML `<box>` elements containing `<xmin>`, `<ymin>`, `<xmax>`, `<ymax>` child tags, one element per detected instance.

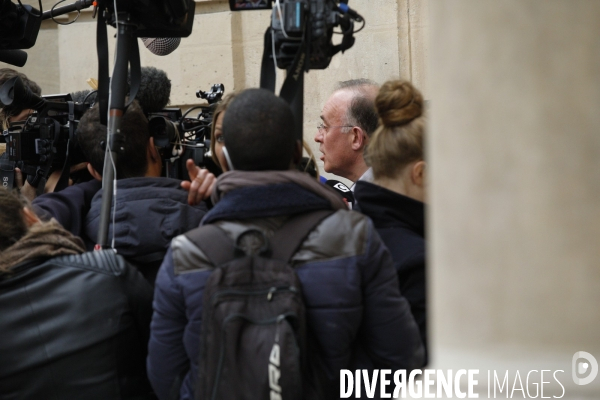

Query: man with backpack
<box><xmin>147</xmin><ymin>89</ymin><xmax>424</xmax><ymax>400</ymax></box>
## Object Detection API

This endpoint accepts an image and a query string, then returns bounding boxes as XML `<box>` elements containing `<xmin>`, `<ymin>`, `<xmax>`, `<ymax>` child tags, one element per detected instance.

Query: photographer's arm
<box><xmin>16</xmin><ymin>162</ymin><xmax>89</xmax><ymax>202</ymax></box>
<box><xmin>31</xmin><ymin>177</ymin><xmax>102</xmax><ymax>236</ymax></box>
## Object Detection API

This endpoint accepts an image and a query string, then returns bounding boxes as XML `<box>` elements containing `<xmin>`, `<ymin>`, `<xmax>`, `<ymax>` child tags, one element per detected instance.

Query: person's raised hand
<box><xmin>180</xmin><ymin>159</ymin><xmax>216</xmax><ymax>205</ymax></box>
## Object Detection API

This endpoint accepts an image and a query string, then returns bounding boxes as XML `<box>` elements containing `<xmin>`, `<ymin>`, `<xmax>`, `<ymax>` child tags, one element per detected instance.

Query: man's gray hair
<box><xmin>334</xmin><ymin>79</ymin><xmax>380</xmax><ymax>137</ymax></box>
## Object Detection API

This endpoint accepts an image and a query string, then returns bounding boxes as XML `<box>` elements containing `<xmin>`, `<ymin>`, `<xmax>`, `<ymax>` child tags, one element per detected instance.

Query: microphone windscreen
<box><xmin>128</xmin><ymin>66</ymin><xmax>171</xmax><ymax>114</ymax></box>
<box><xmin>141</xmin><ymin>37</ymin><xmax>181</xmax><ymax>56</ymax></box>
<box><xmin>326</xmin><ymin>179</ymin><xmax>355</xmax><ymax>204</ymax></box>
<box><xmin>0</xmin><ymin>50</ymin><xmax>27</xmax><ymax>67</ymax></box>
<box><xmin>70</xmin><ymin>90</ymin><xmax>97</xmax><ymax>104</ymax></box>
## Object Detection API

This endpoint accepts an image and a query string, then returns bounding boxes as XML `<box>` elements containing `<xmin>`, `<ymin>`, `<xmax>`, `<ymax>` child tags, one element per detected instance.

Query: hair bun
<box><xmin>375</xmin><ymin>80</ymin><xmax>424</xmax><ymax>127</ymax></box>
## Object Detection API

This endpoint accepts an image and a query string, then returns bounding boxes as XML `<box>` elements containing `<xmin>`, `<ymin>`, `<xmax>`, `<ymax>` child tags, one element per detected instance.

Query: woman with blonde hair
<box><xmin>209</xmin><ymin>92</ymin><xmax>238</xmax><ymax>173</ymax></box>
<box><xmin>354</xmin><ymin>79</ymin><xmax>428</xmax><ymax>362</ymax></box>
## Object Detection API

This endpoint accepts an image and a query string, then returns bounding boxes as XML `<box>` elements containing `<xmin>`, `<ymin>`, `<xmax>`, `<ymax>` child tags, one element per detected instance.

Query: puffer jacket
<box><xmin>0</xmin><ymin>250</ymin><xmax>155</xmax><ymax>400</ymax></box>
<box><xmin>85</xmin><ymin>177</ymin><xmax>208</xmax><ymax>283</ymax></box>
<box><xmin>354</xmin><ymin>180</ymin><xmax>427</xmax><ymax>364</ymax></box>
<box><xmin>148</xmin><ymin>174</ymin><xmax>424</xmax><ymax>400</ymax></box>
<box><xmin>32</xmin><ymin>179</ymin><xmax>103</xmax><ymax>237</ymax></box>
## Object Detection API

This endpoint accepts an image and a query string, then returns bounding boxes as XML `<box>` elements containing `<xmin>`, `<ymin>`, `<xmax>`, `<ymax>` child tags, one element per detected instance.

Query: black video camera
<box><xmin>148</xmin><ymin>83</ymin><xmax>225</xmax><ymax>180</ymax></box>
<box><xmin>230</xmin><ymin>0</ymin><xmax>362</xmax><ymax>70</ymax></box>
<box><xmin>0</xmin><ymin>76</ymin><xmax>93</xmax><ymax>190</ymax></box>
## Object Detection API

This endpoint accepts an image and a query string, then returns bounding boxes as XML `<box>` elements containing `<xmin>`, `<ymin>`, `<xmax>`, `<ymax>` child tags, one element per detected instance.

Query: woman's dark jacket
<box><xmin>0</xmin><ymin>250</ymin><xmax>156</xmax><ymax>399</ymax></box>
<box><xmin>355</xmin><ymin>181</ymin><xmax>427</xmax><ymax>361</ymax></box>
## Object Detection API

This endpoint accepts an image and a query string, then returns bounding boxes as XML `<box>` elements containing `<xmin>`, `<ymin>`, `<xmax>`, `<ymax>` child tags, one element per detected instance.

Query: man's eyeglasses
<box><xmin>317</xmin><ymin>122</ymin><xmax>354</xmax><ymax>134</ymax></box>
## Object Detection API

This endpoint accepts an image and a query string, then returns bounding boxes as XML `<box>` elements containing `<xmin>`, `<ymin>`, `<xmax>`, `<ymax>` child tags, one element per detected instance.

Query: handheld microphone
<box><xmin>141</xmin><ymin>37</ymin><xmax>181</xmax><ymax>56</ymax></box>
<box><xmin>326</xmin><ymin>179</ymin><xmax>354</xmax><ymax>209</ymax></box>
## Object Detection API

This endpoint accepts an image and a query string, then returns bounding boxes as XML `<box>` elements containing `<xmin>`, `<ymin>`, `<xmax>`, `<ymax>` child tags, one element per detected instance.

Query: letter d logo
<box><xmin>572</xmin><ymin>351</ymin><xmax>598</xmax><ymax>385</ymax></box>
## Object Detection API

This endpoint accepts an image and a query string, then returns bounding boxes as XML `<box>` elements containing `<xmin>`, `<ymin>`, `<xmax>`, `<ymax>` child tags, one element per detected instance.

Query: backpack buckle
<box><xmin>234</xmin><ymin>229</ymin><xmax>271</xmax><ymax>257</ymax></box>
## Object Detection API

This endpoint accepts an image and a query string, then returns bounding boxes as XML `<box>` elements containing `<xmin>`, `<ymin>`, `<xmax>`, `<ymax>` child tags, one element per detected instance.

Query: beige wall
<box><xmin>2</xmin><ymin>0</ymin><xmax>429</xmax><ymax>182</ymax></box>
<box><xmin>429</xmin><ymin>1</ymin><xmax>600</xmax><ymax>397</ymax></box>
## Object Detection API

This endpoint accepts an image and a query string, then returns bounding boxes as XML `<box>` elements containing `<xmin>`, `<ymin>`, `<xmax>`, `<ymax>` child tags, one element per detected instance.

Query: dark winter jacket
<box><xmin>0</xmin><ymin>250</ymin><xmax>155</xmax><ymax>400</ymax></box>
<box><xmin>84</xmin><ymin>177</ymin><xmax>208</xmax><ymax>283</ymax></box>
<box><xmin>148</xmin><ymin>171</ymin><xmax>424</xmax><ymax>400</ymax></box>
<box><xmin>32</xmin><ymin>179</ymin><xmax>103</xmax><ymax>237</ymax></box>
<box><xmin>354</xmin><ymin>181</ymin><xmax>427</xmax><ymax>361</ymax></box>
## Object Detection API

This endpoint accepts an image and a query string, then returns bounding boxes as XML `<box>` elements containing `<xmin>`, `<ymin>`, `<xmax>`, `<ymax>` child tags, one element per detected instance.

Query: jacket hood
<box><xmin>85</xmin><ymin>177</ymin><xmax>207</xmax><ymax>259</ymax></box>
<box><xmin>203</xmin><ymin>170</ymin><xmax>346</xmax><ymax>224</ymax></box>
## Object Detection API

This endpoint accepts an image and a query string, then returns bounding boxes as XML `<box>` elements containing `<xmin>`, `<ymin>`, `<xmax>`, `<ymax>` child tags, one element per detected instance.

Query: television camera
<box><xmin>149</xmin><ymin>83</ymin><xmax>225</xmax><ymax>179</ymax></box>
<box><xmin>229</xmin><ymin>0</ymin><xmax>364</xmax><ymax>141</ymax></box>
<box><xmin>0</xmin><ymin>76</ymin><xmax>93</xmax><ymax>191</ymax></box>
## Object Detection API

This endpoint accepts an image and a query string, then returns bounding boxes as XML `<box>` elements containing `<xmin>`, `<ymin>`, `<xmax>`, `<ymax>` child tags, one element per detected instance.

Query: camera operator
<box><xmin>0</xmin><ymin>68</ymin><xmax>44</xmax><ymax>200</ymax></box>
<box><xmin>34</xmin><ymin>100</ymin><xmax>213</xmax><ymax>284</ymax></box>
<box><xmin>0</xmin><ymin>68</ymin><xmax>40</xmax><ymax>131</ymax></box>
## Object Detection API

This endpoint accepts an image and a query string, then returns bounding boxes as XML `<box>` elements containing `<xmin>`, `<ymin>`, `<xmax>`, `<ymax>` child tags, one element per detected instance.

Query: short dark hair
<box><xmin>222</xmin><ymin>89</ymin><xmax>296</xmax><ymax>171</ymax></box>
<box><xmin>336</xmin><ymin>79</ymin><xmax>379</xmax><ymax>137</ymax></box>
<box><xmin>77</xmin><ymin>100</ymin><xmax>149</xmax><ymax>178</ymax></box>
<box><xmin>0</xmin><ymin>68</ymin><xmax>42</xmax><ymax>129</ymax></box>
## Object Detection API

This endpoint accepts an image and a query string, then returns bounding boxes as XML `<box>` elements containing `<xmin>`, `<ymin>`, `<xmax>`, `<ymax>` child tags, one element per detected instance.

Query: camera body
<box><xmin>230</xmin><ymin>0</ymin><xmax>356</xmax><ymax>70</ymax></box>
<box><xmin>271</xmin><ymin>0</ymin><xmax>342</xmax><ymax>70</ymax></box>
<box><xmin>4</xmin><ymin>116</ymin><xmax>72</xmax><ymax>168</ymax></box>
<box><xmin>148</xmin><ymin>84</ymin><xmax>225</xmax><ymax>180</ymax></box>
<box><xmin>0</xmin><ymin>77</ymin><xmax>92</xmax><ymax>189</ymax></box>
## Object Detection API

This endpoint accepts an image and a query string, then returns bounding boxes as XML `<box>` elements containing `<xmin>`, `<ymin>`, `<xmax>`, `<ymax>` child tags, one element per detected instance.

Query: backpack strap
<box><xmin>270</xmin><ymin>209</ymin><xmax>336</xmax><ymax>263</ymax></box>
<box><xmin>185</xmin><ymin>209</ymin><xmax>335</xmax><ymax>266</ymax></box>
<box><xmin>185</xmin><ymin>225</ymin><xmax>236</xmax><ymax>266</ymax></box>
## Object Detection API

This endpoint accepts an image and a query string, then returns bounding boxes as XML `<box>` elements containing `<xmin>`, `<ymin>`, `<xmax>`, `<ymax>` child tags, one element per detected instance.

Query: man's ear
<box><xmin>292</xmin><ymin>140</ymin><xmax>303</xmax><ymax>166</ymax></box>
<box><xmin>411</xmin><ymin>161</ymin><xmax>426</xmax><ymax>187</ymax></box>
<box><xmin>87</xmin><ymin>163</ymin><xmax>102</xmax><ymax>181</ymax></box>
<box><xmin>22</xmin><ymin>207</ymin><xmax>40</xmax><ymax>227</ymax></box>
<box><xmin>350</xmin><ymin>127</ymin><xmax>367</xmax><ymax>151</ymax></box>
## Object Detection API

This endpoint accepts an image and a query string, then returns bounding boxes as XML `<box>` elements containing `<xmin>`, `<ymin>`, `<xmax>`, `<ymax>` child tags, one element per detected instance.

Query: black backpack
<box><xmin>185</xmin><ymin>210</ymin><xmax>335</xmax><ymax>400</ymax></box>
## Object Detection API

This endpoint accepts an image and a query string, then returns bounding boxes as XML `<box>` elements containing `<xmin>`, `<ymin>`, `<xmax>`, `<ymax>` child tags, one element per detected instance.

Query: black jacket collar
<box><xmin>354</xmin><ymin>181</ymin><xmax>425</xmax><ymax>237</ymax></box>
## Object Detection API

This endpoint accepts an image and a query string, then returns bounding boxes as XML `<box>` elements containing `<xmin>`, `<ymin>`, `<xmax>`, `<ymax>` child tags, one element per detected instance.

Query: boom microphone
<box><xmin>128</xmin><ymin>66</ymin><xmax>171</xmax><ymax>113</ymax></box>
<box><xmin>141</xmin><ymin>37</ymin><xmax>181</xmax><ymax>56</ymax></box>
<box><xmin>326</xmin><ymin>179</ymin><xmax>354</xmax><ymax>209</ymax></box>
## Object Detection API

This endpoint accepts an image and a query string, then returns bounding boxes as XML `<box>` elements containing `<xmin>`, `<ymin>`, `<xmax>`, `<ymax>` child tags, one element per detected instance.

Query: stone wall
<box><xmin>429</xmin><ymin>1</ymin><xmax>600</xmax><ymax>397</ymax></box>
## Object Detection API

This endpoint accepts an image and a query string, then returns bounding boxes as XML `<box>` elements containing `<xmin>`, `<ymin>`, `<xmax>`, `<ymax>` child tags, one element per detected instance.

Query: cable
<box><xmin>353</xmin><ymin>16</ymin><xmax>366</xmax><ymax>33</ymax></box>
<box><xmin>271</xmin><ymin>27</ymin><xmax>278</xmax><ymax>73</ymax></box>
<box><xmin>180</xmin><ymin>105</ymin><xmax>205</xmax><ymax>121</ymax></box>
<box><xmin>82</xmin><ymin>89</ymin><xmax>97</xmax><ymax>104</ymax></box>
<box><xmin>106</xmin><ymin>0</ymin><xmax>119</xmax><ymax>250</ymax></box>
<box><xmin>50</xmin><ymin>0</ymin><xmax>81</xmax><ymax>25</ymax></box>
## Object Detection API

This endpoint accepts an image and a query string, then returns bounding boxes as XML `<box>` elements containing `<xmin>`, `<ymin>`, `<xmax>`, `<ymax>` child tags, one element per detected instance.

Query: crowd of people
<box><xmin>0</xmin><ymin>67</ymin><xmax>427</xmax><ymax>400</ymax></box>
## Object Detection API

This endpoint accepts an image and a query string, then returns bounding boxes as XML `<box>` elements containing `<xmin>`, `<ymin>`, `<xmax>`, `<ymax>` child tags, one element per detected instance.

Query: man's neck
<box><xmin>347</xmin><ymin>162</ymin><xmax>369</xmax><ymax>183</ymax></box>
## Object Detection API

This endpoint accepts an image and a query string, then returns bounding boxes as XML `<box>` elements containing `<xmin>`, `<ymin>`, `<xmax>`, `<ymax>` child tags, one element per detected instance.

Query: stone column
<box><xmin>429</xmin><ymin>1</ymin><xmax>600</xmax><ymax>398</ymax></box>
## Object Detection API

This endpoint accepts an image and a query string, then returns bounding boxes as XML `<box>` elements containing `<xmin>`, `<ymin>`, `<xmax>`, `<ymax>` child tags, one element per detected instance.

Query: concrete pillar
<box><xmin>429</xmin><ymin>1</ymin><xmax>600</xmax><ymax>397</ymax></box>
